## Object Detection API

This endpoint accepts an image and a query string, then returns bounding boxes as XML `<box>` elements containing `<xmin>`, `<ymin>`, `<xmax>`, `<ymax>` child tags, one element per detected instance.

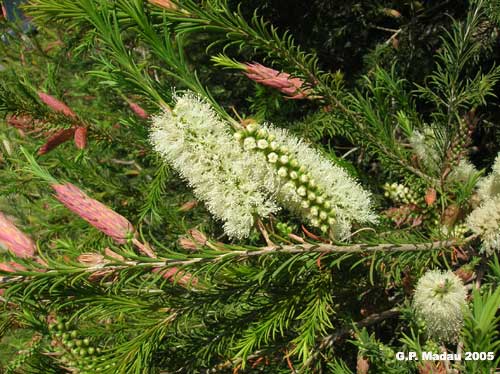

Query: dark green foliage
<box><xmin>1</xmin><ymin>0</ymin><xmax>500</xmax><ymax>373</ymax></box>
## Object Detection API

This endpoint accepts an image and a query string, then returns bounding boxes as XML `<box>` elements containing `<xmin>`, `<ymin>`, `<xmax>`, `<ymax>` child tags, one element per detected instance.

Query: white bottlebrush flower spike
<box><xmin>150</xmin><ymin>92</ymin><xmax>279</xmax><ymax>239</ymax></box>
<box><xmin>263</xmin><ymin>125</ymin><xmax>377</xmax><ymax>238</ymax></box>
<box><xmin>151</xmin><ymin>91</ymin><xmax>376</xmax><ymax>240</ymax></box>
<box><xmin>466</xmin><ymin>198</ymin><xmax>500</xmax><ymax>254</ymax></box>
<box><xmin>465</xmin><ymin>152</ymin><xmax>500</xmax><ymax>254</ymax></box>
<box><xmin>448</xmin><ymin>159</ymin><xmax>478</xmax><ymax>184</ymax></box>
<box><xmin>409</xmin><ymin>127</ymin><xmax>441</xmax><ymax>173</ymax></box>
<box><xmin>413</xmin><ymin>270</ymin><xmax>467</xmax><ymax>342</ymax></box>
<box><xmin>476</xmin><ymin>153</ymin><xmax>500</xmax><ymax>201</ymax></box>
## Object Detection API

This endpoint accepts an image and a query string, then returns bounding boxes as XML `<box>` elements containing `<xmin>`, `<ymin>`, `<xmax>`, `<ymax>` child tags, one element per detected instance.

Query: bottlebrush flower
<box><xmin>38</xmin><ymin>92</ymin><xmax>77</xmax><ymax>119</ymax></box>
<box><xmin>409</xmin><ymin>127</ymin><xmax>441</xmax><ymax>173</ymax></box>
<box><xmin>465</xmin><ymin>153</ymin><xmax>500</xmax><ymax>254</ymax></box>
<box><xmin>466</xmin><ymin>198</ymin><xmax>500</xmax><ymax>254</ymax></box>
<box><xmin>52</xmin><ymin>183</ymin><xmax>134</xmax><ymax>244</ymax></box>
<box><xmin>0</xmin><ymin>212</ymin><xmax>36</xmax><ymax>258</ymax></box>
<box><xmin>152</xmin><ymin>92</ymin><xmax>375</xmax><ymax>239</ymax></box>
<box><xmin>244</xmin><ymin>63</ymin><xmax>311</xmax><ymax>99</ymax></box>
<box><xmin>38</xmin><ymin>128</ymin><xmax>75</xmax><ymax>155</ymax></box>
<box><xmin>74</xmin><ymin>126</ymin><xmax>87</xmax><ymax>149</ymax></box>
<box><xmin>413</xmin><ymin>270</ymin><xmax>467</xmax><ymax>342</ymax></box>
<box><xmin>150</xmin><ymin>92</ymin><xmax>279</xmax><ymax>239</ymax></box>
<box><xmin>235</xmin><ymin>123</ymin><xmax>377</xmax><ymax>238</ymax></box>
<box><xmin>476</xmin><ymin>153</ymin><xmax>500</xmax><ymax>201</ymax></box>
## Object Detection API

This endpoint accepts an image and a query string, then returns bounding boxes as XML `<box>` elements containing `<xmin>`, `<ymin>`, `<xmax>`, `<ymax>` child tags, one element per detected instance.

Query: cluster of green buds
<box><xmin>48</xmin><ymin>318</ymin><xmax>110</xmax><ymax>373</ymax></box>
<box><xmin>5</xmin><ymin>337</ymin><xmax>41</xmax><ymax>374</ymax></box>
<box><xmin>441</xmin><ymin>223</ymin><xmax>469</xmax><ymax>238</ymax></box>
<box><xmin>383</xmin><ymin>182</ymin><xmax>419</xmax><ymax>205</ymax></box>
<box><xmin>234</xmin><ymin>123</ymin><xmax>336</xmax><ymax>232</ymax></box>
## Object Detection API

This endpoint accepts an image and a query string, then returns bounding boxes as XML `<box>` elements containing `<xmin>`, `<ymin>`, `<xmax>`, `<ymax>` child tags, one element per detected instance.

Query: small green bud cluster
<box><xmin>5</xmin><ymin>339</ymin><xmax>41</xmax><ymax>374</ymax></box>
<box><xmin>383</xmin><ymin>182</ymin><xmax>419</xmax><ymax>205</ymax></box>
<box><xmin>235</xmin><ymin>123</ymin><xmax>336</xmax><ymax>232</ymax></box>
<box><xmin>442</xmin><ymin>223</ymin><xmax>469</xmax><ymax>238</ymax></box>
<box><xmin>48</xmin><ymin>318</ymin><xmax>110</xmax><ymax>373</ymax></box>
<box><xmin>275</xmin><ymin>221</ymin><xmax>295</xmax><ymax>236</ymax></box>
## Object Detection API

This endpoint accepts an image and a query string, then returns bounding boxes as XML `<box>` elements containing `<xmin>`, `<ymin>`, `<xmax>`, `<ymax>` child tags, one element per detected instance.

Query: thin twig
<box><xmin>0</xmin><ymin>235</ymin><xmax>477</xmax><ymax>286</ymax></box>
<box><xmin>302</xmin><ymin>308</ymin><xmax>400</xmax><ymax>369</ymax></box>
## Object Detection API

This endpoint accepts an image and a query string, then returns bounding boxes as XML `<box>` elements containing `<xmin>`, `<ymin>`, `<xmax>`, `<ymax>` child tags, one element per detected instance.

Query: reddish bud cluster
<box><xmin>244</xmin><ymin>63</ymin><xmax>311</xmax><ymax>99</ymax></box>
<box><xmin>52</xmin><ymin>183</ymin><xmax>134</xmax><ymax>244</ymax></box>
<box><xmin>0</xmin><ymin>212</ymin><xmax>36</xmax><ymax>258</ymax></box>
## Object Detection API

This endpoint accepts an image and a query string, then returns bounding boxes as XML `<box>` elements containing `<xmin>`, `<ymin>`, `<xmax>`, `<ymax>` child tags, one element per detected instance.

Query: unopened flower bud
<box><xmin>178</xmin><ymin>238</ymin><xmax>198</xmax><ymax>251</ymax></box>
<box><xmin>0</xmin><ymin>212</ymin><xmax>36</xmax><ymax>258</ymax></box>
<box><xmin>279</xmin><ymin>155</ymin><xmax>289</xmax><ymax>164</ymax></box>
<box><xmin>257</xmin><ymin>139</ymin><xmax>268</xmax><ymax>149</ymax></box>
<box><xmin>310</xmin><ymin>206</ymin><xmax>319</xmax><ymax>216</ymax></box>
<box><xmin>246</xmin><ymin>123</ymin><xmax>258</xmax><ymax>133</ymax></box>
<box><xmin>297</xmin><ymin>186</ymin><xmax>307</xmax><ymax>196</ymax></box>
<box><xmin>267</xmin><ymin>152</ymin><xmax>278</xmax><ymax>163</ymax></box>
<box><xmin>278</xmin><ymin>167</ymin><xmax>288</xmax><ymax>178</ymax></box>
<box><xmin>188</xmin><ymin>229</ymin><xmax>207</xmax><ymax>246</ymax></box>
<box><xmin>243</xmin><ymin>137</ymin><xmax>256</xmax><ymax>150</ymax></box>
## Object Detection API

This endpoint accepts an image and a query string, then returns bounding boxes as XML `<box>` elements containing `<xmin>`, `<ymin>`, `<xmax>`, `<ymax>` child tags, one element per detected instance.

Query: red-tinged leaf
<box><xmin>301</xmin><ymin>225</ymin><xmax>328</xmax><ymax>242</ymax></box>
<box><xmin>38</xmin><ymin>128</ymin><xmax>75</xmax><ymax>155</ymax></box>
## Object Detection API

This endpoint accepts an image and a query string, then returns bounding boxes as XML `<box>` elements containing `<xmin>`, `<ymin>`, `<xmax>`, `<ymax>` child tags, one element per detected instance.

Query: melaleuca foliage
<box><xmin>1</xmin><ymin>0</ymin><xmax>500</xmax><ymax>373</ymax></box>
